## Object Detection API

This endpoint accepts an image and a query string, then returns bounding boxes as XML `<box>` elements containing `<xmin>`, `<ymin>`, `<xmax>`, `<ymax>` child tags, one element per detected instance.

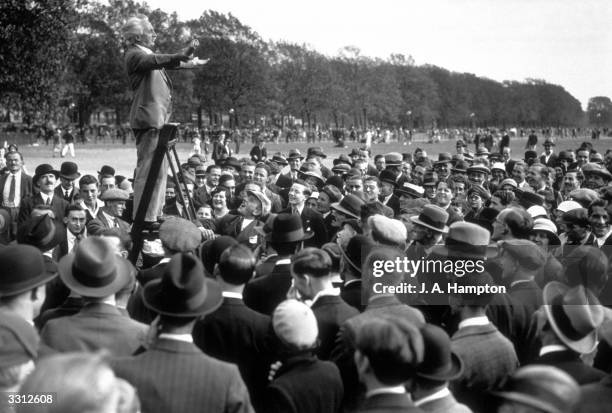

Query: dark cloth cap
<box><xmin>562</xmin><ymin>208</ymin><xmax>589</xmax><ymax>227</ymax></box>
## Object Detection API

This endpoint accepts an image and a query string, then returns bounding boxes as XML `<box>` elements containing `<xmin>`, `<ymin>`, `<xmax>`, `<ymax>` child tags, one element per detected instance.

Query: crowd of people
<box><xmin>2</xmin><ymin>132</ymin><xmax>612</xmax><ymax>413</ymax></box>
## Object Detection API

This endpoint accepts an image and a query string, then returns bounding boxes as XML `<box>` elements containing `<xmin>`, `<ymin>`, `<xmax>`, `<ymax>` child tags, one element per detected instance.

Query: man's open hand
<box><xmin>180</xmin><ymin>57</ymin><xmax>209</xmax><ymax>68</ymax></box>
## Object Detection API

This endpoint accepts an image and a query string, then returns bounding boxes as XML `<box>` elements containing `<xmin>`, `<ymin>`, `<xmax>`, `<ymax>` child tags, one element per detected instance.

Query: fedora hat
<box><xmin>271</xmin><ymin>154</ymin><xmax>288</xmax><ymax>166</ymax></box>
<box><xmin>307</xmin><ymin>146</ymin><xmax>326</xmax><ymax>159</ymax></box>
<box><xmin>378</xmin><ymin>170</ymin><xmax>398</xmax><ymax>186</ymax></box>
<box><xmin>410</xmin><ymin>205</ymin><xmax>449</xmax><ymax>233</ymax></box>
<box><xmin>417</xmin><ymin>324</ymin><xmax>463</xmax><ymax>381</ymax></box>
<box><xmin>265</xmin><ymin>213</ymin><xmax>313</xmax><ymax>243</ymax></box>
<box><xmin>543</xmin><ymin>138</ymin><xmax>555</xmax><ymax>147</ymax></box>
<box><xmin>200</xmin><ymin>235</ymin><xmax>239</xmax><ymax>277</ymax></box>
<box><xmin>493</xmin><ymin>365</ymin><xmax>579</xmax><ymax>413</ymax></box>
<box><xmin>97</xmin><ymin>165</ymin><xmax>115</xmax><ymax>176</ymax></box>
<box><xmin>330</xmin><ymin>193</ymin><xmax>366</xmax><ymax>220</ymax></box>
<box><xmin>143</xmin><ymin>253</ymin><xmax>223</xmax><ymax>317</ymax></box>
<box><xmin>22</xmin><ymin>214</ymin><xmax>61</xmax><ymax>251</ymax></box>
<box><xmin>451</xmin><ymin>160</ymin><xmax>470</xmax><ymax>173</ymax></box>
<box><xmin>543</xmin><ymin>282</ymin><xmax>604</xmax><ymax>354</ymax></box>
<box><xmin>59</xmin><ymin>237</ymin><xmax>134</xmax><ymax>298</ymax></box>
<box><xmin>333</xmin><ymin>154</ymin><xmax>352</xmax><ymax>166</ymax></box>
<box><xmin>518</xmin><ymin>190</ymin><xmax>545</xmax><ymax>208</ymax></box>
<box><xmin>340</xmin><ymin>235</ymin><xmax>376</xmax><ymax>274</ymax></box>
<box><xmin>59</xmin><ymin>161</ymin><xmax>80</xmax><ymax>180</ymax></box>
<box><xmin>32</xmin><ymin>164</ymin><xmax>60</xmax><ymax>184</ymax></box>
<box><xmin>432</xmin><ymin>221</ymin><xmax>496</xmax><ymax>259</ymax></box>
<box><xmin>434</xmin><ymin>152</ymin><xmax>453</xmax><ymax>166</ymax></box>
<box><xmin>302</xmin><ymin>171</ymin><xmax>325</xmax><ymax>189</ymax></box>
<box><xmin>220</xmin><ymin>157</ymin><xmax>241</xmax><ymax>171</ymax></box>
<box><xmin>287</xmin><ymin>149</ymin><xmax>304</xmax><ymax>160</ymax></box>
<box><xmin>0</xmin><ymin>245</ymin><xmax>50</xmax><ymax>297</ymax></box>
<box><xmin>582</xmin><ymin>163</ymin><xmax>612</xmax><ymax>180</ymax></box>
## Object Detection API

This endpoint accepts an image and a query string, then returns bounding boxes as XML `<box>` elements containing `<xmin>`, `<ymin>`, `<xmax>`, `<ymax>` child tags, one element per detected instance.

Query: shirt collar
<box><xmin>158</xmin><ymin>333</ymin><xmax>193</xmax><ymax>343</ymax></box>
<box><xmin>458</xmin><ymin>316</ymin><xmax>490</xmax><ymax>330</ymax></box>
<box><xmin>366</xmin><ymin>386</ymin><xmax>407</xmax><ymax>399</ymax></box>
<box><xmin>414</xmin><ymin>387</ymin><xmax>451</xmax><ymax>407</ymax></box>
<box><xmin>344</xmin><ymin>279</ymin><xmax>361</xmax><ymax>287</ymax></box>
<box><xmin>510</xmin><ymin>279</ymin><xmax>533</xmax><ymax>288</ymax></box>
<box><xmin>539</xmin><ymin>344</ymin><xmax>568</xmax><ymax>356</ymax></box>
<box><xmin>276</xmin><ymin>258</ymin><xmax>291</xmax><ymax>265</ymax></box>
<box><xmin>135</xmin><ymin>44</ymin><xmax>153</xmax><ymax>54</ymax></box>
<box><xmin>310</xmin><ymin>287</ymin><xmax>340</xmax><ymax>307</ymax></box>
<box><xmin>222</xmin><ymin>291</ymin><xmax>243</xmax><ymax>299</ymax></box>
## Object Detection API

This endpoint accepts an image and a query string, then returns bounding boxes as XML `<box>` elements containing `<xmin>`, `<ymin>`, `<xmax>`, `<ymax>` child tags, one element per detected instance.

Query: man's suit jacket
<box><xmin>531</xmin><ymin>350</ymin><xmax>607</xmax><ymax>385</ymax></box>
<box><xmin>36</xmin><ymin>296</ymin><xmax>84</xmax><ymax>329</ymax></box>
<box><xmin>340</xmin><ymin>280</ymin><xmax>365</xmax><ymax>312</ymax></box>
<box><xmin>451</xmin><ymin>323</ymin><xmax>518</xmax><ymax>412</ymax></box>
<box><xmin>382</xmin><ymin>194</ymin><xmax>400</xmax><ymax>217</ymax></box>
<box><xmin>355</xmin><ymin>393</ymin><xmax>424</xmax><ymax>413</ymax></box>
<box><xmin>331</xmin><ymin>295</ymin><xmax>425</xmax><ymax>409</ymax></box>
<box><xmin>311</xmin><ymin>295</ymin><xmax>359</xmax><ymax>360</ymax></box>
<box><xmin>193</xmin><ymin>185</ymin><xmax>212</xmax><ymax>207</ymax></box>
<box><xmin>0</xmin><ymin>172</ymin><xmax>33</xmax><ymax>206</ymax></box>
<box><xmin>86</xmin><ymin>209</ymin><xmax>131</xmax><ymax>236</ymax></box>
<box><xmin>266</xmin><ymin>354</ymin><xmax>343</xmax><ymax>413</ymax></box>
<box><xmin>417</xmin><ymin>393</ymin><xmax>471</xmax><ymax>413</ymax></box>
<box><xmin>18</xmin><ymin>193</ymin><xmax>69</xmax><ymax>227</ymax></box>
<box><xmin>281</xmin><ymin>206</ymin><xmax>328</xmax><ymax>248</ymax></box>
<box><xmin>193</xmin><ymin>297</ymin><xmax>274</xmax><ymax>411</ymax></box>
<box><xmin>40</xmin><ymin>302</ymin><xmax>147</xmax><ymax>356</ymax></box>
<box><xmin>213</xmin><ymin>213</ymin><xmax>265</xmax><ymax>247</ymax></box>
<box><xmin>244</xmin><ymin>259</ymin><xmax>292</xmax><ymax>316</ymax></box>
<box><xmin>125</xmin><ymin>45</ymin><xmax>181</xmax><ymax>130</ymax></box>
<box><xmin>540</xmin><ymin>153</ymin><xmax>559</xmax><ymax>167</ymax></box>
<box><xmin>111</xmin><ymin>338</ymin><xmax>253</xmax><ymax>413</ymax></box>
<box><xmin>578</xmin><ymin>375</ymin><xmax>612</xmax><ymax>413</ymax></box>
<box><xmin>53</xmin><ymin>185</ymin><xmax>77</xmax><ymax>203</ymax></box>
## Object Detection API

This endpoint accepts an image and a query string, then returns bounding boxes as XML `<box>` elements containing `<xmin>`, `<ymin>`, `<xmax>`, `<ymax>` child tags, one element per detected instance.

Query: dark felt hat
<box><xmin>97</xmin><ymin>165</ymin><xmax>115</xmax><ymax>176</ymax></box>
<box><xmin>333</xmin><ymin>154</ymin><xmax>352</xmax><ymax>166</ymax></box>
<box><xmin>330</xmin><ymin>194</ymin><xmax>366</xmax><ymax>219</ymax></box>
<box><xmin>517</xmin><ymin>189</ymin><xmax>545</xmax><ymax>208</ymax></box>
<box><xmin>59</xmin><ymin>237</ymin><xmax>134</xmax><ymax>298</ymax></box>
<box><xmin>200</xmin><ymin>235</ymin><xmax>238</xmax><ymax>277</ymax></box>
<box><xmin>0</xmin><ymin>245</ymin><xmax>50</xmax><ymax>297</ymax></box>
<box><xmin>271</xmin><ymin>154</ymin><xmax>289</xmax><ymax>166</ymax></box>
<box><xmin>221</xmin><ymin>157</ymin><xmax>242</xmax><ymax>171</ymax></box>
<box><xmin>493</xmin><ymin>365</ymin><xmax>580</xmax><ymax>413</ymax></box>
<box><xmin>32</xmin><ymin>164</ymin><xmax>60</xmax><ymax>184</ymax></box>
<box><xmin>417</xmin><ymin>324</ymin><xmax>463</xmax><ymax>381</ymax></box>
<box><xmin>287</xmin><ymin>149</ymin><xmax>305</xmax><ymax>160</ymax></box>
<box><xmin>21</xmin><ymin>214</ymin><xmax>61</xmax><ymax>252</ymax></box>
<box><xmin>378</xmin><ymin>170</ymin><xmax>399</xmax><ymax>186</ymax></box>
<box><xmin>307</xmin><ymin>146</ymin><xmax>326</xmax><ymax>158</ymax></box>
<box><xmin>143</xmin><ymin>253</ymin><xmax>223</xmax><ymax>317</ymax></box>
<box><xmin>265</xmin><ymin>213</ymin><xmax>313</xmax><ymax>243</ymax></box>
<box><xmin>59</xmin><ymin>161</ymin><xmax>80</xmax><ymax>180</ymax></box>
<box><xmin>340</xmin><ymin>235</ymin><xmax>376</xmax><ymax>275</ymax></box>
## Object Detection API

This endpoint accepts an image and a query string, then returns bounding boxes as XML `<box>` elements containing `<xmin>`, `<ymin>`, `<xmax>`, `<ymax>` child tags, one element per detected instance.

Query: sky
<box><xmin>144</xmin><ymin>0</ymin><xmax>611</xmax><ymax>109</ymax></box>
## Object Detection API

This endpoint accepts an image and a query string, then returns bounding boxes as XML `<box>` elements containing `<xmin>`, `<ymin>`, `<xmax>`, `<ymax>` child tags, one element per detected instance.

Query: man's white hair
<box><xmin>123</xmin><ymin>15</ymin><xmax>150</xmax><ymax>44</ymax></box>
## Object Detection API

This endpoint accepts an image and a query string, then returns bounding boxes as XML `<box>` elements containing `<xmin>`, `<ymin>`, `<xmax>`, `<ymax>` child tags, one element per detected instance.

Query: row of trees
<box><xmin>0</xmin><ymin>0</ymin><xmax>605</xmax><ymax>130</ymax></box>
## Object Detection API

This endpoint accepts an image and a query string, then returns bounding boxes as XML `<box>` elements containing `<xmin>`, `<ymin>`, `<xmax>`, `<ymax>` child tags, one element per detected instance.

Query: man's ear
<box><xmin>354</xmin><ymin>350</ymin><xmax>370</xmax><ymax>378</ymax></box>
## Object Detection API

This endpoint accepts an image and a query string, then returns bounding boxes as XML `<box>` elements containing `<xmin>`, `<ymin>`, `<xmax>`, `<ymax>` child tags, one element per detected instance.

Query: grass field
<box><xmin>13</xmin><ymin>133</ymin><xmax>612</xmax><ymax>179</ymax></box>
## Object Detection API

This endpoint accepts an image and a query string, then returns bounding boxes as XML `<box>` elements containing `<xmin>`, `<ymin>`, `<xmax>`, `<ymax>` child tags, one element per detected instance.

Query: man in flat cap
<box><xmin>86</xmin><ymin>188</ymin><xmax>131</xmax><ymax>235</ymax></box>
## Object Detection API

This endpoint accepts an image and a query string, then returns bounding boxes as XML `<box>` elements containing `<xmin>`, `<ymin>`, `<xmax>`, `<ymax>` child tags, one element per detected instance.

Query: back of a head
<box><xmin>354</xmin><ymin>316</ymin><xmax>424</xmax><ymax>385</ymax></box>
<box><xmin>217</xmin><ymin>244</ymin><xmax>256</xmax><ymax>286</ymax></box>
<box><xmin>17</xmin><ymin>353</ymin><xmax>122</xmax><ymax>413</ymax></box>
<box><xmin>291</xmin><ymin>247</ymin><xmax>332</xmax><ymax>279</ymax></box>
<box><xmin>563</xmin><ymin>246</ymin><xmax>608</xmax><ymax>297</ymax></box>
<box><xmin>500</xmin><ymin>207</ymin><xmax>533</xmax><ymax>239</ymax></box>
<box><xmin>363</xmin><ymin>246</ymin><xmax>406</xmax><ymax>290</ymax></box>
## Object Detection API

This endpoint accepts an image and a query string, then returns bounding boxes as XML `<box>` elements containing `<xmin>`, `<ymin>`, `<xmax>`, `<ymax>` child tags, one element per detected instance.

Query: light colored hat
<box><xmin>369</xmin><ymin>215</ymin><xmax>408</xmax><ymax>246</ymax></box>
<box><xmin>100</xmin><ymin>188</ymin><xmax>129</xmax><ymax>202</ymax></box>
<box><xmin>500</xmin><ymin>178</ymin><xmax>518</xmax><ymax>189</ymax></box>
<box><xmin>491</xmin><ymin>162</ymin><xmax>506</xmax><ymax>172</ymax></box>
<box><xmin>532</xmin><ymin>218</ymin><xmax>560</xmax><ymax>245</ymax></box>
<box><xmin>556</xmin><ymin>200</ymin><xmax>582</xmax><ymax>214</ymax></box>
<box><xmin>273</xmin><ymin>299</ymin><xmax>318</xmax><ymax>349</ymax></box>
<box><xmin>246</xmin><ymin>189</ymin><xmax>272</xmax><ymax>217</ymax></box>
<box><xmin>142</xmin><ymin>239</ymin><xmax>164</xmax><ymax>257</ymax></box>
<box><xmin>527</xmin><ymin>205</ymin><xmax>548</xmax><ymax>219</ymax></box>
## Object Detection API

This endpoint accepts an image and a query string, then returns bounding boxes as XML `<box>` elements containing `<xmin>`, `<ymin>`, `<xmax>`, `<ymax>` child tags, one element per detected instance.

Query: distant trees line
<box><xmin>1</xmin><ymin>0</ymin><xmax>607</xmax><ymax>130</ymax></box>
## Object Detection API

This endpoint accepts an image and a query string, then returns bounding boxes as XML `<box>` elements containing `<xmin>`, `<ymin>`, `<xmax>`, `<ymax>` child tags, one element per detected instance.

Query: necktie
<box><xmin>8</xmin><ymin>175</ymin><xmax>15</xmax><ymax>204</ymax></box>
<box><xmin>65</xmin><ymin>190</ymin><xmax>70</xmax><ymax>199</ymax></box>
<box><xmin>72</xmin><ymin>233</ymin><xmax>82</xmax><ymax>252</ymax></box>
<box><xmin>45</xmin><ymin>197</ymin><xmax>51</xmax><ymax>205</ymax></box>
<box><xmin>113</xmin><ymin>218</ymin><xmax>119</xmax><ymax>228</ymax></box>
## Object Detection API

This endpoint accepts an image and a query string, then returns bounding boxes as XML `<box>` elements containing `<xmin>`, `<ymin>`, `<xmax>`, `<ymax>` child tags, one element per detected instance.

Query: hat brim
<box><xmin>491</xmin><ymin>390</ymin><xmax>562</xmax><ymax>413</ymax></box>
<box><xmin>417</xmin><ymin>352</ymin><xmax>463</xmax><ymax>381</ymax></box>
<box><xmin>543</xmin><ymin>281</ymin><xmax>598</xmax><ymax>354</ymax></box>
<box><xmin>288</xmin><ymin>155</ymin><xmax>305</xmax><ymax>161</ymax></box>
<box><xmin>33</xmin><ymin>170</ymin><xmax>60</xmax><ymax>184</ymax></box>
<box><xmin>531</xmin><ymin>228</ymin><xmax>560</xmax><ymax>245</ymax></box>
<box><xmin>58</xmin><ymin>253</ymin><xmax>134</xmax><ymax>298</ymax></box>
<box><xmin>430</xmin><ymin>244</ymin><xmax>499</xmax><ymax>259</ymax></box>
<box><xmin>410</xmin><ymin>216</ymin><xmax>449</xmax><ymax>234</ymax></box>
<box><xmin>0</xmin><ymin>266</ymin><xmax>57</xmax><ymax>298</ymax></box>
<box><xmin>330</xmin><ymin>202</ymin><xmax>360</xmax><ymax>220</ymax></box>
<box><xmin>60</xmin><ymin>172</ymin><xmax>81</xmax><ymax>180</ymax></box>
<box><xmin>142</xmin><ymin>277</ymin><xmax>223</xmax><ymax>317</ymax></box>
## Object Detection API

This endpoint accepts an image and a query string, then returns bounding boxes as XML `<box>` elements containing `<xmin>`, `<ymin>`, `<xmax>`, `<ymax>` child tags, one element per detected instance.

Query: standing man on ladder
<box><xmin>123</xmin><ymin>15</ymin><xmax>207</xmax><ymax>226</ymax></box>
